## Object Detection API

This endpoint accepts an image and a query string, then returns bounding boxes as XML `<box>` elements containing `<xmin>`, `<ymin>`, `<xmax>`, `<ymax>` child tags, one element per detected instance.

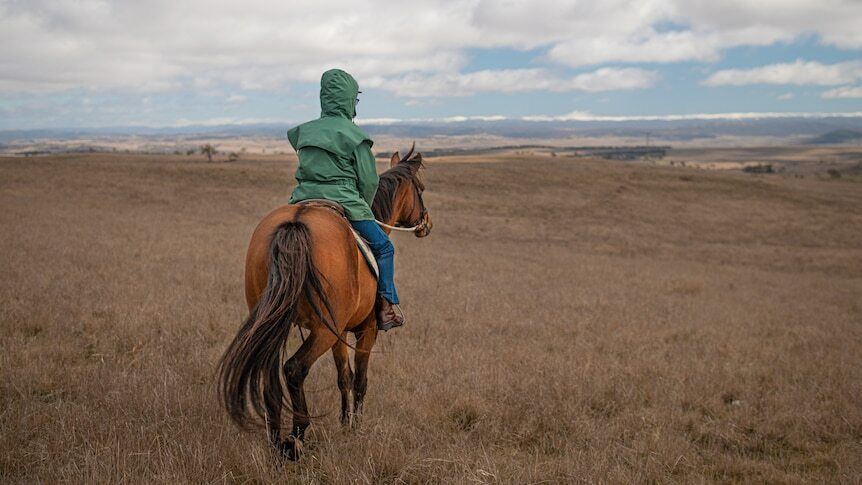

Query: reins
<box><xmin>375</xmin><ymin>219</ymin><xmax>423</xmax><ymax>232</ymax></box>
<box><xmin>375</xmin><ymin>207</ymin><xmax>429</xmax><ymax>233</ymax></box>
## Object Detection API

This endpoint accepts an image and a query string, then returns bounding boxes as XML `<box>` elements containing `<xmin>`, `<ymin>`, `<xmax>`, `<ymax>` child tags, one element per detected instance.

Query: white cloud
<box><xmin>225</xmin><ymin>94</ymin><xmax>248</xmax><ymax>103</ymax></box>
<box><xmin>776</xmin><ymin>93</ymin><xmax>794</xmax><ymax>100</ymax></box>
<box><xmin>365</xmin><ymin>68</ymin><xmax>658</xmax><ymax>97</ymax></box>
<box><xmin>704</xmin><ymin>60</ymin><xmax>862</xmax><ymax>86</ymax></box>
<box><xmin>548</xmin><ymin>31</ymin><xmax>718</xmax><ymax>67</ymax></box>
<box><xmin>567</xmin><ymin>68</ymin><xmax>660</xmax><ymax>92</ymax></box>
<box><xmin>822</xmin><ymin>86</ymin><xmax>862</xmax><ymax>99</ymax></box>
<box><xmin>0</xmin><ymin>0</ymin><xmax>861</xmax><ymax>97</ymax></box>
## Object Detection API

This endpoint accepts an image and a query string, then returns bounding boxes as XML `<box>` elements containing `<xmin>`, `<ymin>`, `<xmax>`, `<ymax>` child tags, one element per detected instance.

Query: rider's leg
<box><xmin>349</xmin><ymin>220</ymin><xmax>399</xmax><ymax>304</ymax></box>
<box><xmin>349</xmin><ymin>220</ymin><xmax>403</xmax><ymax>330</ymax></box>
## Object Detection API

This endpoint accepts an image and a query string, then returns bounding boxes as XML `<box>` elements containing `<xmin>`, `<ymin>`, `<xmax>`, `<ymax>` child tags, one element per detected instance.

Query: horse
<box><xmin>217</xmin><ymin>146</ymin><xmax>431</xmax><ymax>460</ymax></box>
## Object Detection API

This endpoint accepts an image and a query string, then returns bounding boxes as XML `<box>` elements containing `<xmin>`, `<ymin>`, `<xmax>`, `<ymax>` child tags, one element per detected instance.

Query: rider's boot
<box><xmin>376</xmin><ymin>296</ymin><xmax>404</xmax><ymax>331</ymax></box>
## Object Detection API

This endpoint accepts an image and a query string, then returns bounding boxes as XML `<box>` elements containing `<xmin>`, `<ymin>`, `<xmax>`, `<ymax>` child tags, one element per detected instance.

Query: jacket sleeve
<box><xmin>353</xmin><ymin>140</ymin><xmax>379</xmax><ymax>208</ymax></box>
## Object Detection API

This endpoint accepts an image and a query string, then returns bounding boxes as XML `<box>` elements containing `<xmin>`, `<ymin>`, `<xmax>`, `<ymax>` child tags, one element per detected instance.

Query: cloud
<box><xmin>548</xmin><ymin>31</ymin><xmax>719</xmax><ymax>67</ymax></box>
<box><xmin>1</xmin><ymin>0</ymin><xmax>861</xmax><ymax>97</ymax></box>
<box><xmin>365</xmin><ymin>68</ymin><xmax>658</xmax><ymax>97</ymax></box>
<box><xmin>545</xmin><ymin>24</ymin><xmax>815</xmax><ymax>69</ymax></box>
<box><xmin>703</xmin><ymin>60</ymin><xmax>862</xmax><ymax>86</ymax></box>
<box><xmin>776</xmin><ymin>93</ymin><xmax>794</xmax><ymax>100</ymax></box>
<box><xmin>0</xmin><ymin>0</ymin><xmax>470</xmax><ymax>94</ymax></box>
<box><xmin>822</xmin><ymin>86</ymin><xmax>862</xmax><ymax>99</ymax></box>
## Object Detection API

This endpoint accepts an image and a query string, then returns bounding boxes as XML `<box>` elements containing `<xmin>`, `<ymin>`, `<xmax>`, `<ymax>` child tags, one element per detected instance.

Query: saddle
<box><xmin>295</xmin><ymin>199</ymin><xmax>379</xmax><ymax>279</ymax></box>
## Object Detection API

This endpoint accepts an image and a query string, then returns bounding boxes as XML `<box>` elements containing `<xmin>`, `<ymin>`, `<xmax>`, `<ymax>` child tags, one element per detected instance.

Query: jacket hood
<box><xmin>320</xmin><ymin>69</ymin><xmax>359</xmax><ymax>119</ymax></box>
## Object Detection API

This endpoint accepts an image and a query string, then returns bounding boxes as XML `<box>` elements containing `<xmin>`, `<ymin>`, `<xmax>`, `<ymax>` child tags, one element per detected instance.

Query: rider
<box><xmin>286</xmin><ymin>68</ymin><xmax>404</xmax><ymax>331</ymax></box>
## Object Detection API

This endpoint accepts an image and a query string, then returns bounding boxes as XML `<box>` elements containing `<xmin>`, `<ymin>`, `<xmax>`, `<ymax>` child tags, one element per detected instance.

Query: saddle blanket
<box><xmin>351</xmin><ymin>229</ymin><xmax>379</xmax><ymax>279</ymax></box>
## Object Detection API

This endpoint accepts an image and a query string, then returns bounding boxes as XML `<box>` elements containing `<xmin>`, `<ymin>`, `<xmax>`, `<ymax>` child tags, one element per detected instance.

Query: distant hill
<box><xmin>4</xmin><ymin>116</ymin><xmax>862</xmax><ymax>145</ymax></box>
<box><xmin>808</xmin><ymin>129</ymin><xmax>862</xmax><ymax>145</ymax></box>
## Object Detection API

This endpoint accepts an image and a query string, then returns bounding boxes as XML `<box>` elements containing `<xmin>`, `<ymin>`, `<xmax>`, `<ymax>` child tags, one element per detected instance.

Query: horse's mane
<box><xmin>372</xmin><ymin>145</ymin><xmax>424</xmax><ymax>222</ymax></box>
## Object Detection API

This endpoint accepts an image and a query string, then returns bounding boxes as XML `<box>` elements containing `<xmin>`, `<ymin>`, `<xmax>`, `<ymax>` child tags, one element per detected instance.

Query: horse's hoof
<box><xmin>277</xmin><ymin>436</ymin><xmax>302</xmax><ymax>461</ymax></box>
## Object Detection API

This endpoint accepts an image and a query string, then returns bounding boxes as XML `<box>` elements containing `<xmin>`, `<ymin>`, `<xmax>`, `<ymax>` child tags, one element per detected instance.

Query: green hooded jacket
<box><xmin>287</xmin><ymin>69</ymin><xmax>378</xmax><ymax>221</ymax></box>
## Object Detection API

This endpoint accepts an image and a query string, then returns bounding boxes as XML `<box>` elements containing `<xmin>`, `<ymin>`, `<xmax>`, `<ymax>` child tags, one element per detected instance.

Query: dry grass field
<box><xmin>1</xmin><ymin>152</ymin><xmax>861</xmax><ymax>483</ymax></box>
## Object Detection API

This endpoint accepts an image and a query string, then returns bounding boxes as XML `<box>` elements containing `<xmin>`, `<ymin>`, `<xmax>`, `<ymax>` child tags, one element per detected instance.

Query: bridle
<box><xmin>375</xmin><ymin>180</ymin><xmax>429</xmax><ymax>233</ymax></box>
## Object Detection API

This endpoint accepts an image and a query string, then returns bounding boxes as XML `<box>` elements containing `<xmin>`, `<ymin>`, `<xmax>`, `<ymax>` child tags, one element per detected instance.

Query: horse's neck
<box><xmin>385</xmin><ymin>192</ymin><xmax>408</xmax><ymax>226</ymax></box>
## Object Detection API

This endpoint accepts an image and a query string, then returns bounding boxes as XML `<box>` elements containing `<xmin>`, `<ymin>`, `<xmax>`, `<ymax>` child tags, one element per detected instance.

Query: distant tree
<box><xmin>743</xmin><ymin>164</ymin><xmax>774</xmax><ymax>174</ymax></box>
<box><xmin>227</xmin><ymin>152</ymin><xmax>240</xmax><ymax>162</ymax></box>
<box><xmin>200</xmin><ymin>144</ymin><xmax>216</xmax><ymax>162</ymax></box>
<box><xmin>186</xmin><ymin>148</ymin><xmax>195</xmax><ymax>156</ymax></box>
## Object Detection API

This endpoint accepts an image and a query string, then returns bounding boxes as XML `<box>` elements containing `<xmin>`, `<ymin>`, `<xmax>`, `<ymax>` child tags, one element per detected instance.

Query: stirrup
<box><xmin>377</xmin><ymin>304</ymin><xmax>405</xmax><ymax>332</ymax></box>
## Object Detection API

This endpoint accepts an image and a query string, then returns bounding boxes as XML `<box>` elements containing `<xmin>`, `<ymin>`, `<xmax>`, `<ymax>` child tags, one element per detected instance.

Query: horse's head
<box><xmin>372</xmin><ymin>143</ymin><xmax>432</xmax><ymax>238</ymax></box>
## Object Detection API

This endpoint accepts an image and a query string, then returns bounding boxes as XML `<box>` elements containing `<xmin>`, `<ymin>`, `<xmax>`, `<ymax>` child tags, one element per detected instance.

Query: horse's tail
<box><xmin>217</xmin><ymin>219</ymin><xmax>335</xmax><ymax>430</ymax></box>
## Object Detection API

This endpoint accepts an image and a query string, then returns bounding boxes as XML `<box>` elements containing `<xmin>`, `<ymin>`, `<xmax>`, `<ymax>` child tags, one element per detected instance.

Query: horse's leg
<box><xmin>281</xmin><ymin>328</ymin><xmax>338</xmax><ymax>460</ymax></box>
<box><xmin>332</xmin><ymin>337</ymin><xmax>354</xmax><ymax>426</ymax></box>
<box><xmin>352</xmin><ymin>320</ymin><xmax>378</xmax><ymax>428</ymax></box>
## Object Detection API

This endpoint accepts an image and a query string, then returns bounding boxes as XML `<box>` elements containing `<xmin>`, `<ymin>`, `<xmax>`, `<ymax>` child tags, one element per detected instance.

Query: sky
<box><xmin>1</xmin><ymin>0</ymin><xmax>861</xmax><ymax>130</ymax></box>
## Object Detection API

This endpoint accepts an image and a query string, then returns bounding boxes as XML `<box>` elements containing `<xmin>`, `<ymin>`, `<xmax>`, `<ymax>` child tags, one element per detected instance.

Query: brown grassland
<box><xmin>1</xmin><ymin>152</ymin><xmax>861</xmax><ymax>483</ymax></box>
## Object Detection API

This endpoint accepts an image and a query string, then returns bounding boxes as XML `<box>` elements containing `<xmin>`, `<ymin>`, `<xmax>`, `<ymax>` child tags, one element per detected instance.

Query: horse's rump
<box><xmin>247</xmin><ymin>205</ymin><xmax>378</xmax><ymax>333</ymax></box>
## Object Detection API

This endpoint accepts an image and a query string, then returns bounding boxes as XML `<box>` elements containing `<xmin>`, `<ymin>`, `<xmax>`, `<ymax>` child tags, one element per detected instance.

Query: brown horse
<box><xmin>217</xmin><ymin>147</ymin><xmax>431</xmax><ymax>460</ymax></box>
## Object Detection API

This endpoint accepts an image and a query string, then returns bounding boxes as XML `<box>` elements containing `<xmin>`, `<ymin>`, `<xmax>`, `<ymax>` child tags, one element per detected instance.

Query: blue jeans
<box><xmin>349</xmin><ymin>220</ymin><xmax>399</xmax><ymax>304</ymax></box>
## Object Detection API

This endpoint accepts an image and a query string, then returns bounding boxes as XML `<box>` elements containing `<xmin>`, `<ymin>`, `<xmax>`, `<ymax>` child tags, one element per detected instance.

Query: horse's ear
<box><xmin>409</xmin><ymin>153</ymin><xmax>423</xmax><ymax>173</ymax></box>
<box><xmin>390</xmin><ymin>151</ymin><xmax>400</xmax><ymax>167</ymax></box>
